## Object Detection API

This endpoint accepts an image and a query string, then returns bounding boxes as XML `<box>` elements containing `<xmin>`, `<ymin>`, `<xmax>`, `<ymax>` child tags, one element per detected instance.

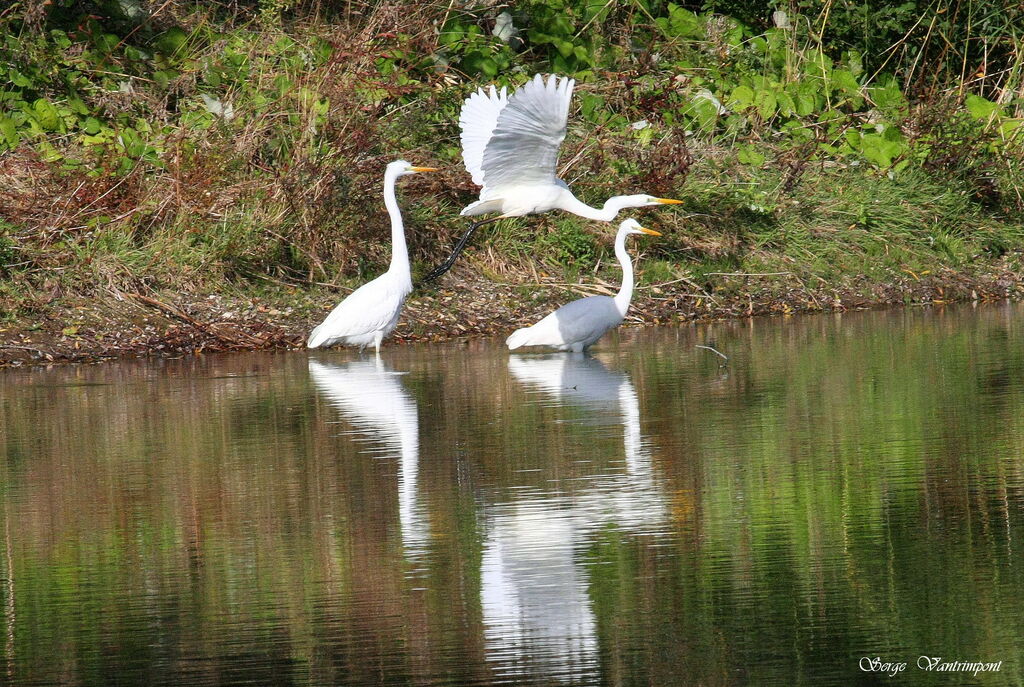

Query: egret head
<box><xmin>619</xmin><ymin>218</ymin><xmax>662</xmax><ymax>237</ymax></box>
<box><xmin>604</xmin><ymin>194</ymin><xmax>683</xmax><ymax>215</ymax></box>
<box><xmin>388</xmin><ymin>159</ymin><xmax>439</xmax><ymax>177</ymax></box>
<box><xmin>640</xmin><ymin>195</ymin><xmax>683</xmax><ymax>208</ymax></box>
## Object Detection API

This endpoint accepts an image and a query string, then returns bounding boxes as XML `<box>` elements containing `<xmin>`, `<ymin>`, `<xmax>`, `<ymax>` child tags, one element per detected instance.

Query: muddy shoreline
<box><xmin>2</xmin><ymin>266</ymin><xmax>1022</xmax><ymax>367</ymax></box>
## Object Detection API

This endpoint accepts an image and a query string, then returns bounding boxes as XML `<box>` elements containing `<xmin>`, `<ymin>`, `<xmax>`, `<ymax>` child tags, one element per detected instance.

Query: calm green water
<box><xmin>2</xmin><ymin>303</ymin><xmax>1024</xmax><ymax>686</ymax></box>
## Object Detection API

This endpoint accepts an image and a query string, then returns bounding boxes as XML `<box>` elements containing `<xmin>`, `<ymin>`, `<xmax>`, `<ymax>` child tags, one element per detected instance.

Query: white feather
<box><xmin>307</xmin><ymin>272</ymin><xmax>410</xmax><ymax>349</ymax></box>
<box><xmin>506</xmin><ymin>296</ymin><xmax>622</xmax><ymax>353</ymax></box>
<box><xmin>459</xmin><ymin>85</ymin><xmax>508</xmax><ymax>186</ymax></box>
<box><xmin>480</xmin><ymin>74</ymin><xmax>574</xmax><ymax>192</ymax></box>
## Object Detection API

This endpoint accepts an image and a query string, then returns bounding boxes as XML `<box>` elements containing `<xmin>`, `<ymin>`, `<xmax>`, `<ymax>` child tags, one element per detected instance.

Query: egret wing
<box><xmin>308</xmin><ymin>273</ymin><xmax>409</xmax><ymax>346</ymax></box>
<box><xmin>548</xmin><ymin>295</ymin><xmax>620</xmax><ymax>344</ymax></box>
<box><xmin>459</xmin><ymin>85</ymin><xmax>509</xmax><ymax>186</ymax></box>
<box><xmin>511</xmin><ymin>295</ymin><xmax>618</xmax><ymax>349</ymax></box>
<box><xmin>480</xmin><ymin>74</ymin><xmax>574</xmax><ymax>191</ymax></box>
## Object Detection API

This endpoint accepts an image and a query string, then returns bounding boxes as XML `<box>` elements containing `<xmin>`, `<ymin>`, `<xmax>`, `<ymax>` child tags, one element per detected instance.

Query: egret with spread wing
<box><xmin>424</xmin><ymin>74</ymin><xmax>680</xmax><ymax>281</ymax></box>
<box><xmin>307</xmin><ymin>160</ymin><xmax>437</xmax><ymax>353</ymax></box>
<box><xmin>506</xmin><ymin>219</ymin><xmax>660</xmax><ymax>353</ymax></box>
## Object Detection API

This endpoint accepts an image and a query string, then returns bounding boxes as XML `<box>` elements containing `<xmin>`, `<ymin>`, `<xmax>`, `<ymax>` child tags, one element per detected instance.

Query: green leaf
<box><xmin>32</xmin><ymin>98</ymin><xmax>61</xmax><ymax>131</ymax></box>
<box><xmin>83</xmin><ymin>117</ymin><xmax>102</xmax><ymax>134</ymax></box>
<box><xmin>687</xmin><ymin>97</ymin><xmax>719</xmax><ymax>132</ymax></box>
<box><xmin>661</xmin><ymin>5</ymin><xmax>703</xmax><ymax>39</ymax></box>
<box><xmin>855</xmin><ymin>133</ymin><xmax>906</xmax><ymax>169</ymax></box>
<box><xmin>728</xmin><ymin>85</ymin><xmax>754</xmax><ymax>110</ymax></box>
<box><xmin>9</xmin><ymin>69</ymin><xmax>32</xmax><ymax>88</ymax></box>
<box><xmin>776</xmin><ymin>90</ymin><xmax>795</xmax><ymax>116</ymax></box>
<box><xmin>737</xmin><ymin>144</ymin><xmax>766</xmax><ymax>166</ymax></box>
<box><xmin>580</xmin><ymin>93</ymin><xmax>606</xmax><ymax>123</ymax></box>
<box><xmin>95</xmin><ymin>33</ymin><xmax>120</xmax><ymax>53</ymax></box>
<box><xmin>50</xmin><ymin>30</ymin><xmax>72</xmax><ymax>50</ymax></box>
<box><xmin>831</xmin><ymin>69</ymin><xmax>860</xmax><ymax>95</ymax></box>
<box><xmin>965</xmin><ymin>94</ymin><xmax>999</xmax><ymax>121</ymax></box>
<box><xmin>793</xmin><ymin>91</ymin><xmax>815</xmax><ymax>117</ymax></box>
<box><xmin>67</xmin><ymin>96</ymin><xmax>89</xmax><ymax>115</ymax></box>
<box><xmin>806</xmin><ymin>50</ymin><xmax>834</xmax><ymax>74</ymax></box>
<box><xmin>869</xmin><ymin>81</ymin><xmax>907</xmax><ymax>112</ymax></box>
<box><xmin>0</xmin><ymin>117</ymin><xmax>19</xmax><ymax>149</ymax></box>
<box><xmin>999</xmin><ymin>118</ymin><xmax>1022</xmax><ymax>140</ymax></box>
<box><xmin>156</xmin><ymin>27</ymin><xmax>188</xmax><ymax>55</ymax></box>
<box><xmin>844</xmin><ymin>50</ymin><xmax>863</xmax><ymax>77</ymax></box>
<box><xmin>756</xmin><ymin>90</ymin><xmax>777</xmax><ymax>120</ymax></box>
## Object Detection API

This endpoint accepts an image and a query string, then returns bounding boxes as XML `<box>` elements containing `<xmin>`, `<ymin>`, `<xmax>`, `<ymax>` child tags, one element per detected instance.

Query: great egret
<box><xmin>307</xmin><ymin>160</ymin><xmax>437</xmax><ymax>352</ymax></box>
<box><xmin>506</xmin><ymin>219</ymin><xmax>660</xmax><ymax>352</ymax></box>
<box><xmin>424</xmin><ymin>73</ymin><xmax>681</xmax><ymax>281</ymax></box>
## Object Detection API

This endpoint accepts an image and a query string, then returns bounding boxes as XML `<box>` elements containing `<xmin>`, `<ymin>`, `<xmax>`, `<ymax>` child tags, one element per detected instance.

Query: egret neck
<box><xmin>557</xmin><ymin>192</ymin><xmax>628</xmax><ymax>222</ymax></box>
<box><xmin>612</xmin><ymin>229</ymin><xmax>635</xmax><ymax>317</ymax></box>
<box><xmin>383</xmin><ymin>170</ymin><xmax>411</xmax><ymax>287</ymax></box>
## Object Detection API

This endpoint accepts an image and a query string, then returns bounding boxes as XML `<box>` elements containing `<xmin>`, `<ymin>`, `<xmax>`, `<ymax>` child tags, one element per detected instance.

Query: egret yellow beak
<box><xmin>410</xmin><ymin>166</ymin><xmax>439</xmax><ymax>172</ymax></box>
<box><xmin>639</xmin><ymin>227</ymin><xmax>662</xmax><ymax>237</ymax></box>
<box><xmin>654</xmin><ymin>197</ymin><xmax>683</xmax><ymax>204</ymax></box>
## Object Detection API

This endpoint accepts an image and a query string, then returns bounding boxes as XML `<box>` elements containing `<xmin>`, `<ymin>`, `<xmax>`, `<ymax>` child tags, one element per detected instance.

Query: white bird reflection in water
<box><xmin>482</xmin><ymin>353</ymin><xmax>669</xmax><ymax>681</ymax></box>
<box><xmin>308</xmin><ymin>359</ymin><xmax>429</xmax><ymax>558</ymax></box>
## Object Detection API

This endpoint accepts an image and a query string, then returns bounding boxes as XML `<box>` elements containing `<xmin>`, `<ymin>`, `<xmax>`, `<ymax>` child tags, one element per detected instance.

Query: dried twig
<box><xmin>696</xmin><ymin>344</ymin><xmax>729</xmax><ymax>364</ymax></box>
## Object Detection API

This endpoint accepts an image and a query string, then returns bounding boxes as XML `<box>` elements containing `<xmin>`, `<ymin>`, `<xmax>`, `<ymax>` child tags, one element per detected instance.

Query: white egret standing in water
<box><xmin>307</xmin><ymin>160</ymin><xmax>437</xmax><ymax>352</ymax></box>
<box><xmin>506</xmin><ymin>219</ymin><xmax>660</xmax><ymax>352</ymax></box>
<box><xmin>423</xmin><ymin>74</ymin><xmax>681</xmax><ymax>281</ymax></box>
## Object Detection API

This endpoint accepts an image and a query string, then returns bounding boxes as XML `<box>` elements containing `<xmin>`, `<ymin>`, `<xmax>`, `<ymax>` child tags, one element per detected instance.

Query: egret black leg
<box><xmin>422</xmin><ymin>217</ymin><xmax>505</xmax><ymax>283</ymax></box>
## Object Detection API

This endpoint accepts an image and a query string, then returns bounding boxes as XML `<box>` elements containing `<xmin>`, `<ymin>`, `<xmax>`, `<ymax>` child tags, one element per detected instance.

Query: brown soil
<box><xmin>2</xmin><ymin>262</ymin><xmax>1022</xmax><ymax>367</ymax></box>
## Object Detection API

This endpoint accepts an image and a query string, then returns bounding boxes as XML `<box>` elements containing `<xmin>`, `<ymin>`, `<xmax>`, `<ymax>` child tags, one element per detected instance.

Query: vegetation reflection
<box><xmin>0</xmin><ymin>303</ymin><xmax>1022</xmax><ymax>685</ymax></box>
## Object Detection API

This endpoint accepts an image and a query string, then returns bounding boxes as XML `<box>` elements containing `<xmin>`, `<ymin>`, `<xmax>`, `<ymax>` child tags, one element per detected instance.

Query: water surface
<box><xmin>2</xmin><ymin>303</ymin><xmax>1024</xmax><ymax>685</ymax></box>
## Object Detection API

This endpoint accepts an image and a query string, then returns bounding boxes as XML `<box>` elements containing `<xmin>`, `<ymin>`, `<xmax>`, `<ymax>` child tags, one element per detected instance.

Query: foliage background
<box><xmin>0</xmin><ymin>0</ymin><xmax>1022</xmax><ymax>330</ymax></box>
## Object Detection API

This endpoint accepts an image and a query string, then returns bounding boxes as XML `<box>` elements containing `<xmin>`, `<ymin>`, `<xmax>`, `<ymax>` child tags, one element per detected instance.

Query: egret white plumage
<box><xmin>424</xmin><ymin>73</ymin><xmax>681</xmax><ymax>281</ymax></box>
<box><xmin>307</xmin><ymin>160</ymin><xmax>437</xmax><ymax>353</ymax></box>
<box><xmin>506</xmin><ymin>219</ymin><xmax>660</xmax><ymax>353</ymax></box>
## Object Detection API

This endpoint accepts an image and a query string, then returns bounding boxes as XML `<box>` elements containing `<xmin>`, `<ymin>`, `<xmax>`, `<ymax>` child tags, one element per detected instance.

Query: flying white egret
<box><xmin>307</xmin><ymin>160</ymin><xmax>437</xmax><ymax>353</ymax></box>
<box><xmin>506</xmin><ymin>219</ymin><xmax>660</xmax><ymax>352</ymax></box>
<box><xmin>424</xmin><ymin>73</ymin><xmax>681</xmax><ymax>281</ymax></box>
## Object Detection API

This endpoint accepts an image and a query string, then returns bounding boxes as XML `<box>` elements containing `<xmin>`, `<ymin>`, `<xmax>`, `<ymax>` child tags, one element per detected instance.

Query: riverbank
<box><xmin>2</xmin><ymin>3</ymin><xmax>1022</xmax><ymax>367</ymax></box>
<box><xmin>3</xmin><ymin>259</ymin><xmax>1021</xmax><ymax>367</ymax></box>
